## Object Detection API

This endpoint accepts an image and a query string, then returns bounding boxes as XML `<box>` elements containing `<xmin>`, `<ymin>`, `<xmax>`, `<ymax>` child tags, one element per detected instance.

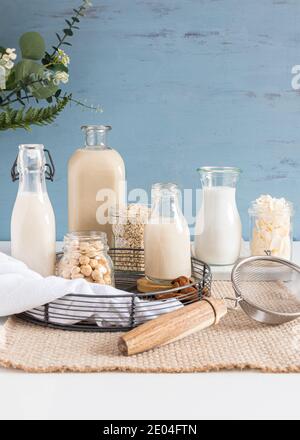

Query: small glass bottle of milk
<box><xmin>10</xmin><ymin>144</ymin><xmax>56</xmax><ymax>276</ymax></box>
<box><xmin>144</xmin><ymin>183</ymin><xmax>192</xmax><ymax>283</ymax></box>
<box><xmin>195</xmin><ymin>167</ymin><xmax>242</xmax><ymax>266</ymax></box>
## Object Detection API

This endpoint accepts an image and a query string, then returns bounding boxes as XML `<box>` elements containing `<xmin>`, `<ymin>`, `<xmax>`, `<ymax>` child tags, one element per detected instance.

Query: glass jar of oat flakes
<box><xmin>58</xmin><ymin>232</ymin><xmax>114</xmax><ymax>286</ymax></box>
<box><xmin>110</xmin><ymin>204</ymin><xmax>150</xmax><ymax>249</ymax></box>
<box><xmin>110</xmin><ymin>204</ymin><xmax>150</xmax><ymax>272</ymax></box>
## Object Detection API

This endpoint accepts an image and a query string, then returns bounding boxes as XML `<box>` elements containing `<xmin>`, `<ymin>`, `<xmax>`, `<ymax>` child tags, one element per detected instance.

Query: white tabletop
<box><xmin>0</xmin><ymin>242</ymin><xmax>299</xmax><ymax>421</ymax></box>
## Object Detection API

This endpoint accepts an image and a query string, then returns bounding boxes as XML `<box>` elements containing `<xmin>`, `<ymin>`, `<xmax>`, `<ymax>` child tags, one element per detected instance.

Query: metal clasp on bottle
<box><xmin>11</xmin><ymin>149</ymin><xmax>56</xmax><ymax>182</ymax></box>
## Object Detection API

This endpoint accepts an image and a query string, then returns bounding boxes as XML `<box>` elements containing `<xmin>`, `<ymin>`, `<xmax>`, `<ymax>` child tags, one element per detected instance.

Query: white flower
<box><xmin>8</xmin><ymin>52</ymin><xmax>17</xmax><ymax>61</ymax></box>
<box><xmin>53</xmin><ymin>71</ymin><xmax>69</xmax><ymax>85</ymax></box>
<box><xmin>43</xmin><ymin>70</ymin><xmax>53</xmax><ymax>81</ymax></box>
<box><xmin>4</xmin><ymin>60</ymin><xmax>14</xmax><ymax>69</ymax></box>
<box><xmin>0</xmin><ymin>66</ymin><xmax>6</xmax><ymax>90</ymax></box>
<box><xmin>84</xmin><ymin>0</ymin><xmax>93</xmax><ymax>7</ymax></box>
<box><xmin>0</xmin><ymin>48</ymin><xmax>16</xmax><ymax>89</ymax></box>
<box><xmin>0</xmin><ymin>48</ymin><xmax>17</xmax><ymax>69</ymax></box>
<box><xmin>6</xmin><ymin>48</ymin><xmax>17</xmax><ymax>60</ymax></box>
<box><xmin>53</xmin><ymin>49</ymin><xmax>70</xmax><ymax>67</ymax></box>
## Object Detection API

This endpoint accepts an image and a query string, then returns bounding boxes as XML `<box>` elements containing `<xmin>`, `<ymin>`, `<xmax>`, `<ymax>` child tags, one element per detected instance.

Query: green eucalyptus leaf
<box><xmin>63</xmin><ymin>29</ymin><xmax>73</xmax><ymax>36</ymax></box>
<box><xmin>32</xmin><ymin>81</ymin><xmax>58</xmax><ymax>100</ymax></box>
<box><xmin>14</xmin><ymin>59</ymin><xmax>42</xmax><ymax>81</ymax></box>
<box><xmin>4</xmin><ymin>69</ymin><xmax>17</xmax><ymax>90</ymax></box>
<box><xmin>14</xmin><ymin>60</ymin><xmax>58</xmax><ymax>99</ymax></box>
<box><xmin>19</xmin><ymin>32</ymin><xmax>46</xmax><ymax>60</ymax></box>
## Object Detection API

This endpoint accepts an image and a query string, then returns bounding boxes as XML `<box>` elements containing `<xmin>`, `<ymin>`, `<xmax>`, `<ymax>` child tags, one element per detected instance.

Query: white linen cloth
<box><xmin>0</xmin><ymin>253</ymin><xmax>182</xmax><ymax>328</ymax></box>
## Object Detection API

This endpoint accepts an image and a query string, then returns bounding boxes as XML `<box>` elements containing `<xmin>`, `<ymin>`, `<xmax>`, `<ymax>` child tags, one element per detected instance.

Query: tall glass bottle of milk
<box><xmin>195</xmin><ymin>167</ymin><xmax>242</xmax><ymax>265</ymax></box>
<box><xmin>11</xmin><ymin>144</ymin><xmax>56</xmax><ymax>276</ymax></box>
<box><xmin>145</xmin><ymin>183</ymin><xmax>191</xmax><ymax>283</ymax></box>
<box><xmin>68</xmin><ymin>125</ymin><xmax>126</xmax><ymax>246</ymax></box>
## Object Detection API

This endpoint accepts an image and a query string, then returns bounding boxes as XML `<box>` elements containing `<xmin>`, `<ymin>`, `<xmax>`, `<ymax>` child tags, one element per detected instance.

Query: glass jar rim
<box><xmin>249</xmin><ymin>200</ymin><xmax>294</xmax><ymax>216</ymax></box>
<box><xmin>81</xmin><ymin>125</ymin><xmax>112</xmax><ymax>132</ymax></box>
<box><xmin>19</xmin><ymin>144</ymin><xmax>44</xmax><ymax>150</ymax></box>
<box><xmin>110</xmin><ymin>204</ymin><xmax>150</xmax><ymax>218</ymax></box>
<box><xmin>152</xmin><ymin>182</ymin><xmax>179</xmax><ymax>197</ymax></box>
<box><xmin>64</xmin><ymin>231</ymin><xmax>108</xmax><ymax>244</ymax></box>
<box><xmin>197</xmin><ymin>166</ymin><xmax>241</xmax><ymax>175</ymax></box>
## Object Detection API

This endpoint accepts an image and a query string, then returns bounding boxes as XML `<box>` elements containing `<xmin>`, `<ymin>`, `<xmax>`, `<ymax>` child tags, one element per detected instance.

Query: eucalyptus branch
<box><xmin>50</xmin><ymin>1</ymin><xmax>91</xmax><ymax>57</ymax></box>
<box><xmin>1</xmin><ymin>87</ymin><xmax>22</xmax><ymax>106</ymax></box>
<box><xmin>69</xmin><ymin>97</ymin><xmax>102</xmax><ymax>112</ymax></box>
<box><xmin>0</xmin><ymin>1</ymin><xmax>94</xmax><ymax>131</ymax></box>
<box><xmin>2</xmin><ymin>92</ymin><xmax>102</xmax><ymax>112</ymax></box>
<box><xmin>1</xmin><ymin>78</ymin><xmax>45</xmax><ymax>106</ymax></box>
<box><xmin>1</xmin><ymin>95</ymin><xmax>35</xmax><ymax>106</ymax></box>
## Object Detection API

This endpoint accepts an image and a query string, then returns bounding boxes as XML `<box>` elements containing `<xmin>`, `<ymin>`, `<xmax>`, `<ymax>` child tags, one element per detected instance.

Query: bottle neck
<box><xmin>83</xmin><ymin>126</ymin><xmax>111</xmax><ymax>150</ymax></box>
<box><xmin>16</xmin><ymin>145</ymin><xmax>48</xmax><ymax>196</ymax></box>
<box><xmin>151</xmin><ymin>195</ymin><xmax>182</xmax><ymax>222</ymax></box>
<box><xmin>150</xmin><ymin>184</ymin><xmax>183</xmax><ymax>222</ymax></box>
<box><xmin>18</xmin><ymin>170</ymin><xmax>47</xmax><ymax>195</ymax></box>
<box><xmin>198</xmin><ymin>168</ymin><xmax>240</xmax><ymax>188</ymax></box>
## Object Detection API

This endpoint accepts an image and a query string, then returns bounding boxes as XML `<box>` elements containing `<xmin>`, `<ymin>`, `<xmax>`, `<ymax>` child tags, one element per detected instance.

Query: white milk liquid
<box><xmin>145</xmin><ymin>221</ymin><xmax>192</xmax><ymax>281</ymax></box>
<box><xmin>195</xmin><ymin>187</ymin><xmax>242</xmax><ymax>265</ymax></box>
<box><xmin>68</xmin><ymin>148</ymin><xmax>125</xmax><ymax>245</ymax></box>
<box><xmin>11</xmin><ymin>192</ymin><xmax>56</xmax><ymax>276</ymax></box>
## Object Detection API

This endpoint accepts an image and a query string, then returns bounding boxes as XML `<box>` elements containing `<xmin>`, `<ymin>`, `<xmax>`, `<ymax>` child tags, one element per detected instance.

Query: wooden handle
<box><xmin>137</xmin><ymin>277</ymin><xmax>172</xmax><ymax>293</ymax></box>
<box><xmin>119</xmin><ymin>298</ymin><xmax>227</xmax><ymax>356</ymax></box>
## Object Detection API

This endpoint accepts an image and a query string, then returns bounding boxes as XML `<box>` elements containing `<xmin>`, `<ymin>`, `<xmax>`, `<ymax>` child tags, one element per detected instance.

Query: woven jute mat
<box><xmin>0</xmin><ymin>282</ymin><xmax>299</xmax><ymax>373</ymax></box>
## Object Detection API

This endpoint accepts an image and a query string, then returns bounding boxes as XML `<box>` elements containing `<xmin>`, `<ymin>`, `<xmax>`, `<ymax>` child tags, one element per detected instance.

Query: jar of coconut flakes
<box><xmin>249</xmin><ymin>195</ymin><xmax>293</xmax><ymax>260</ymax></box>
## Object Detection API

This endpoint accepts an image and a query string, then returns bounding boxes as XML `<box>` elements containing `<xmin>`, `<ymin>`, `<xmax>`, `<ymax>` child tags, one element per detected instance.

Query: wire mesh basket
<box><xmin>17</xmin><ymin>249</ymin><xmax>212</xmax><ymax>332</ymax></box>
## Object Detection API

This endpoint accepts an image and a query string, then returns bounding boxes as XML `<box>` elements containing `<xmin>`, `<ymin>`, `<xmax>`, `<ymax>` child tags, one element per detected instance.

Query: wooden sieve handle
<box><xmin>118</xmin><ymin>298</ymin><xmax>227</xmax><ymax>356</ymax></box>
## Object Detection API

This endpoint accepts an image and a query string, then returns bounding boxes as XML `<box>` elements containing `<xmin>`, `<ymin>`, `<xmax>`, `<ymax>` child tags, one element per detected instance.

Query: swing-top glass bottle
<box><xmin>11</xmin><ymin>144</ymin><xmax>56</xmax><ymax>276</ymax></box>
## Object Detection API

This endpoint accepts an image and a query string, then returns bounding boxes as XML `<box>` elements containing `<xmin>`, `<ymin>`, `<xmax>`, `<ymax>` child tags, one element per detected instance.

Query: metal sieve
<box><xmin>119</xmin><ymin>255</ymin><xmax>300</xmax><ymax>355</ymax></box>
<box><xmin>230</xmin><ymin>256</ymin><xmax>300</xmax><ymax>325</ymax></box>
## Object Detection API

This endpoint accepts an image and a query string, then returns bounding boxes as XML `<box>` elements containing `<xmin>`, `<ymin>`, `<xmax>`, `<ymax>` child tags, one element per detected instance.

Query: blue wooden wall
<box><xmin>1</xmin><ymin>0</ymin><xmax>300</xmax><ymax>240</ymax></box>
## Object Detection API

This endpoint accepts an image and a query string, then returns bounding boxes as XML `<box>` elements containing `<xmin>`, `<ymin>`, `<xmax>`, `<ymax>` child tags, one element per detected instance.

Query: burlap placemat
<box><xmin>0</xmin><ymin>282</ymin><xmax>299</xmax><ymax>373</ymax></box>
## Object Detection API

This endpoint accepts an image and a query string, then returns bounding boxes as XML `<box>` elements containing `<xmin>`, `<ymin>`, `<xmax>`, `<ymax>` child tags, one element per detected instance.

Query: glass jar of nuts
<box><xmin>57</xmin><ymin>232</ymin><xmax>114</xmax><ymax>286</ymax></box>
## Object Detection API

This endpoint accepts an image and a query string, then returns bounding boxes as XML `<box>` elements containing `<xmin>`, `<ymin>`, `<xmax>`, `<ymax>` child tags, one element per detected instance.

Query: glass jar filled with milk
<box><xmin>68</xmin><ymin>125</ymin><xmax>126</xmax><ymax>246</ymax></box>
<box><xmin>195</xmin><ymin>167</ymin><xmax>242</xmax><ymax>266</ymax></box>
<box><xmin>11</xmin><ymin>144</ymin><xmax>56</xmax><ymax>276</ymax></box>
<box><xmin>144</xmin><ymin>183</ymin><xmax>191</xmax><ymax>283</ymax></box>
